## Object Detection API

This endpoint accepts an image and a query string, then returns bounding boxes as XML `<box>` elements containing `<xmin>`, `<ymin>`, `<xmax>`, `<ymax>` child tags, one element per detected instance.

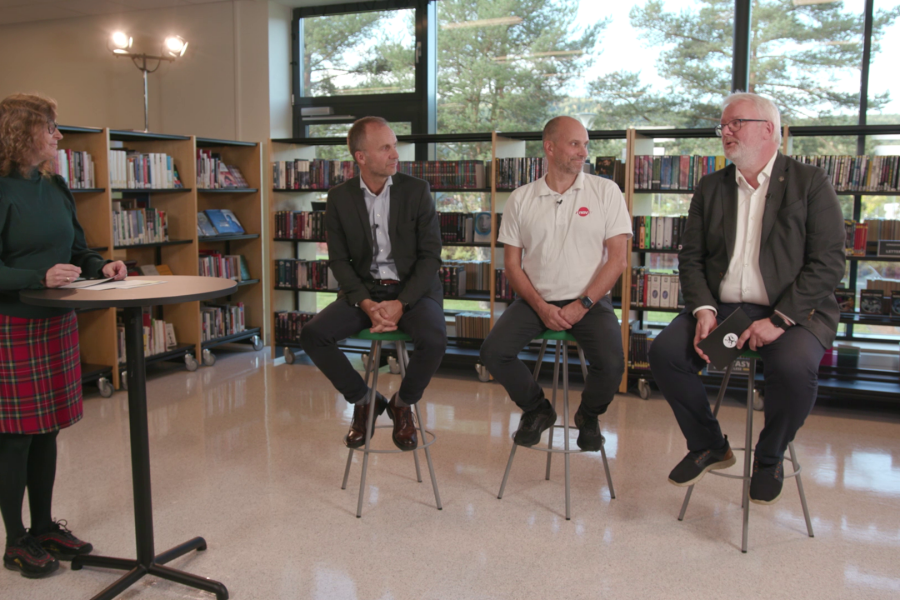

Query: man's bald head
<box><xmin>542</xmin><ymin>116</ymin><xmax>586</xmax><ymax>144</ymax></box>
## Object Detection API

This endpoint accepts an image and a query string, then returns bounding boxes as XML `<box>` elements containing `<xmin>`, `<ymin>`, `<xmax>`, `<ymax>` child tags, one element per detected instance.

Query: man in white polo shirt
<box><xmin>479</xmin><ymin>116</ymin><xmax>632</xmax><ymax>451</ymax></box>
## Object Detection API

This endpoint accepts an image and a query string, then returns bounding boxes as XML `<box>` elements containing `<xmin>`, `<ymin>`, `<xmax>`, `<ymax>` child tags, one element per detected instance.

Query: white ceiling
<box><xmin>0</xmin><ymin>0</ymin><xmax>362</xmax><ymax>26</ymax></box>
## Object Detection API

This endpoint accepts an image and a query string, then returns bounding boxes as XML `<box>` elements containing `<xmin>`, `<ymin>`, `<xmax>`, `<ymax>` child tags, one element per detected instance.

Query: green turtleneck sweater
<box><xmin>0</xmin><ymin>169</ymin><xmax>108</xmax><ymax>318</ymax></box>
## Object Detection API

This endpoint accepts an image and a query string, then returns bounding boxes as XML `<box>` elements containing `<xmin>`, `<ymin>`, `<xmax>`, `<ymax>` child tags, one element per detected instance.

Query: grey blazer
<box><xmin>678</xmin><ymin>152</ymin><xmax>846</xmax><ymax>347</ymax></box>
<box><xmin>325</xmin><ymin>172</ymin><xmax>443</xmax><ymax>308</ymax></box>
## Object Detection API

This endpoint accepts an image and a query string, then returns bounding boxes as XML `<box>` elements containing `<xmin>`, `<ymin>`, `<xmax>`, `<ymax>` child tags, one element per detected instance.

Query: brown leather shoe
<box><xmin>386</xmin><ymin>393</ymin><xmax>418</xmax><ymax>451</ymax></box>
<box><xmin>345</xmin><ymin>392</ymin><xmax>387</xmax><ymax>449</ymax></box>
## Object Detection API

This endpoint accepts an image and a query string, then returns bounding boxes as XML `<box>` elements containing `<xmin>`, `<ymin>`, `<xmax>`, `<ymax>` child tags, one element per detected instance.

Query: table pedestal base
<box><xmin>72</xmin><ymin>537</ymin><xmax>228</xmax><ymax>600</ymax></box>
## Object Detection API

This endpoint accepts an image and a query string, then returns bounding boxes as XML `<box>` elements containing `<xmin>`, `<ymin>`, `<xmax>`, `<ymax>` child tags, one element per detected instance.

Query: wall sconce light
<box><xmin>108</xmin><ymin>31</ymin><xmax>189</xmax><ymax>132</ymax></box>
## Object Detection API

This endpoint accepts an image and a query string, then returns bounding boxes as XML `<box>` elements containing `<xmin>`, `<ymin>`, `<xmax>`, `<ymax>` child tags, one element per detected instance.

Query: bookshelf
<box><xmin>56</xmin><ymin>126</ymin><xmax>264</xmax><ymax>391</ymax></box>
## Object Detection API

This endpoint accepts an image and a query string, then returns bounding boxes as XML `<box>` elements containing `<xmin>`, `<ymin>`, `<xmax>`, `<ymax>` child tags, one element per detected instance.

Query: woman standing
<box><xmin>0</xmin><ymin>94</ymin><xmax>126</xmax><ymax>579</ymax></box>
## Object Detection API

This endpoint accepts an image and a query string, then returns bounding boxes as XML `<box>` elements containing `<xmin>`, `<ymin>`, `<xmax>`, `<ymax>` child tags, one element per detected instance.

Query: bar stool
<box><xmin>678</xmin><ymin>350</ymin><xmax>814</xmax><ymax>552</ymax></box>
<box><xmin>340</xmin><ymin>329</ymin><xmax>442</xmax><ymax>518</ymax></box>
<box><xmin>497</xmin><ymin>330</ymin><xmax>616</xmax><ymax>520</ymax></box>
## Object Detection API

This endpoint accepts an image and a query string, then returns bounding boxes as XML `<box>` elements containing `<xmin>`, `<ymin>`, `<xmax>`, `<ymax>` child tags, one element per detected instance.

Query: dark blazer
<box><xmin>679</xmin><ymin>152</ymin><xmax>846</xmax><ymax>347</ymax></box>
<box><xmin>325</xmin><ymin>172</ymin><xmax>443</xmax><ymax>308</ymax></box>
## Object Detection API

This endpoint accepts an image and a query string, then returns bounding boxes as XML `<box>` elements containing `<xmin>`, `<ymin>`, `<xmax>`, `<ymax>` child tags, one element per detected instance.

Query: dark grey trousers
<box><xmin>649</xmin><ymin>302</ymin><xmax>826</xmax><ymax>464</ymax></box>
<box><xmin>299</xmin><ymin>286</ymin><xmax>447</xmax><ymax>404</ymax></box>
<box><xmin>479</xmin><ymin>297</ymin><xmax>624</xmax><ymax>417</ymax></box>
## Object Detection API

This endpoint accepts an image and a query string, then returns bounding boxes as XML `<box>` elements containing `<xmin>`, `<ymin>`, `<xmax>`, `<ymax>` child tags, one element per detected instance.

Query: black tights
<box><xmin>0</xmin><ymin>431</ymin><xmax>58</xmax><ymax>547</ymax></box>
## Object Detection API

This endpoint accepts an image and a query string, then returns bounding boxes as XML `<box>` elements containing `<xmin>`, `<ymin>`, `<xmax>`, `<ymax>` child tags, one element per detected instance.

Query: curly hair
<box><xmin>0</xmin><ymin>93</ymin><xmax>58</xmax><ymax>178</ymax></box>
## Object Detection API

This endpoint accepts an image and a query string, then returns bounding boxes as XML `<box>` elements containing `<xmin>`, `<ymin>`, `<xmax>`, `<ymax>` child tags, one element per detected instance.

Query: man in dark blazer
<box><xmin>649</xmin><ymin>92</ymin><xmax>845</xmax><ymax>504</ymax></box>
<box><xmin>300</xmin><ymin>117</ymin><xmax>446</xmax><ymax>451</ymax></box>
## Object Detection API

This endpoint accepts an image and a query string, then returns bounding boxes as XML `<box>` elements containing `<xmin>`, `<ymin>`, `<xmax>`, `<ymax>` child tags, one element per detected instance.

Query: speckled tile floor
<box><xmin>4</xmin><ymin>347</ymin><xmax>900</xmax><ymax>600</ymax></box>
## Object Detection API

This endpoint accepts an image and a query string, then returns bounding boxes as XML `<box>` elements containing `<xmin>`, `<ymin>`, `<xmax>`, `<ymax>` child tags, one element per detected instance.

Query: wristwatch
<box><xmin>769</xmin><ymin>313</ymin><xmax>790</xmax><ymax>331</ymax></box>
<box><xmin>578</xmin><ymin>295</ymin><xmax>594</xmax><ymax>310</ymax></box>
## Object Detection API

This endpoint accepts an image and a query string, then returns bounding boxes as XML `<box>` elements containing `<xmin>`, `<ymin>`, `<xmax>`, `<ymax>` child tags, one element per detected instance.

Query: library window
<box><xmin>867</xmin><ymin>0</ymin><xmax>900</xmax><ymax>123</ymax></box>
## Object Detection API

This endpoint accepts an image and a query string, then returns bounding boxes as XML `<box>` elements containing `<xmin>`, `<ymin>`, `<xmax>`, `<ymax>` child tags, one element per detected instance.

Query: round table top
<box><xmin>20</xmin><ymin>276</ymin><xmax>238</xmax><ymax>309</ymax></box>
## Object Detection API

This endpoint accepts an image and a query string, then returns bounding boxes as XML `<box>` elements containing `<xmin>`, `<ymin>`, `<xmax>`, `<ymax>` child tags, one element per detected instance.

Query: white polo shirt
<box><xmin>498</xmin><ymin>171</ymin><xmax>633</xmax><ymax>302</ymax></box>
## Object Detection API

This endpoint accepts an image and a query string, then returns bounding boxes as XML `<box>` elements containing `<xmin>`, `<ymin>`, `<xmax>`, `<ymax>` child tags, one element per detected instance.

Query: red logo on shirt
<box><xmin>577</xmin><ymin>207</ymin><xmax>590</xmax><ymax>217</ymax></box>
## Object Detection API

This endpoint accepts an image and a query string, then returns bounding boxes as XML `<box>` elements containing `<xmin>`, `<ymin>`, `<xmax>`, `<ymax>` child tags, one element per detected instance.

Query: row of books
<box><xmin>274</xmin><ymin>259</ymin><xmax>338</xmax><ymax>290</ymax></box>
<box><xmin>844</xmin><ymin>219</ymin><xmax>869</xmax><ymax>256</ymax></box>
<box><xmin>201</xmin><ymin>303</ymin><xmax>246</xmax><ymax>342</ymax></box>
<box><xmin>199</xmin><ymin>251</ymin><xmax>252</xmax><ymax>281</ymax></box>
<box><xmin>54</xmin><ymin>149</ymin><xmax>95</xmax><ymax>189</ymax></box>
<box><xmin>791</xmin><ymin>155</ymin><xmax>900</xmax><ymax>193</ymax></box>
<box><xmin>634</xmin><ymin>155</ymin><xmax>730</xmax><ymax>191</ymax></box>
<box><xmin>112</xmin><ymin>204</ymin><xmax>168</xmax><ymax>246</ymax></box>
<box><xmin>272</xmin><ymin>160</ymin><xmax>358</xmax><ymax>190</ymax></box>
<box><xmin>439</xmin><ymin>265</ymin><xmax>467</xmax><ymax>297</ymax></box>
<box><xmin>628</xmin><ymin>329</ymin><xmax>653</xmax><ymax>370</ymax></box>
<box><xmin>439</xmin><ymin>212</ymin><xmax>498</xmax><ymax>243</ymax></box>
<box><xmin>495</xmin><ymin>269</ymin><xmax>516</xmax><ymax>301</ymax></box>
<box><xmin>494</xmin><ymin>157</ymin><xmax>548</xmax><ymax>190</ymax></box>
<box><xmin>444</xmin><ymin>260</ymin><xmax>491</xmax><ymax>292</ymax></box>
<box><xmin>454</xmin><ymin>312</ymin><xmax>491</xmax><ymax>340</ymax></box>
<box><xmin>274</xmin><ymin>310</ymin><xmax>315</xmax><ymax>344</ymax></box>
<box><xmin>116</xmin><ymin>309</ymin><xmax>177</xmax><ymax>363</ymax></box>
<box><xmin>594</xmin><ymin>157</ymin><xmax>627</xmax><ymax>191</ymax></box>
<box><xmin>837</xmin><ymin>287</ymin><xmax>900</xmax><ymax>317</ymax></box>
<box><xmin>196</xmin><ymin>209</ymin><xmax>246</xmax><ymax>237</ymax></box>
<box><xmin>274</xmin><ymin>210</ymin><xmax>326</xmax><ymax>240</ymax></box>
<box><xmin>865</xmin><ymin>219</ymin><xmax>900</xmax><ymax>242</ymax></box>
<box><xmin>631</xmin><ymin>268</ymin><xmax>683</xmax><ymax>309</ymax></box>
<box><xmin>109</xmin><ymin>150</ymin><xmax>182</xmax><ymax>189</ymax></box>
<box><xmin>633</xmin><ymin>215</ymin><xmax>688</xmax><ymax>251</ymax></box>
<box><xmin>397</xmin><ymin>161</ymin><xmax>486</xmax><ymax>189</ymax></box>
<box><xmin>197</xmin><ymin>149</ymin><xmax>249</xmax><ymax>189</ymax></box>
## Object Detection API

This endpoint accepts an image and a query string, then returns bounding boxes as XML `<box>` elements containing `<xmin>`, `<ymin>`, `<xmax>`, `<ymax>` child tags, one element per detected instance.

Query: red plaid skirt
<box><xmin>0</xmin><ymin>312</ymin><xmax>82</xmax><ymax>434</ymax></box>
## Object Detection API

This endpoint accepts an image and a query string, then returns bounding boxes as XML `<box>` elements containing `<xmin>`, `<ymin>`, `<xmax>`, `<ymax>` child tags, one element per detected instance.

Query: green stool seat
<box><xmin>534</xmin><ymin>330</ymin><xmax>576</xmax><ymax>342</ymax></box>
<box><xmin>355</xmin><ymin>329</ymin><xmax>412</xmax><ymax>342</ymax></box>
<box><xmin>741</xmin><ymin>349</ymin><xmax>762</xmax><ymax>360</ymax></box>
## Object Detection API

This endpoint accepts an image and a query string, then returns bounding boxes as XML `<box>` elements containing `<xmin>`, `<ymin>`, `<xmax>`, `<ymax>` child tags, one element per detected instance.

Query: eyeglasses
<box><xmin>715</xmin><ymin>119</ymin><xmax>767</xmax><ymax>137</ymax></box>
<box><xmin>47</xmin><ymin>120</ymin><xmax>58</xmax><ymax>135</ymax></box>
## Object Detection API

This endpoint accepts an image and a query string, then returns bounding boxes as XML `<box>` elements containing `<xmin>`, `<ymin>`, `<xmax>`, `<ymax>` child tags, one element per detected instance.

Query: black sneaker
<box><xmin>32</xmin><ymin>520</ymin><xmax>93</xmax><ymax>560</ymax></box>
<box><xmin>3</xmin><ymin>533</ymin><xmax>59</xmax><ymax>578</ymax></box>
<box><xmin>573</xmin><ymin>406</ymin><xmax>604</xmax><ymax>452</ymax></box>
<box><xmin>513</xmin><ymin>399</ymin><xmax>557</xmax><ymax>447</ymax></box>
<box><xmin>750</xmin><ymin>458</ymin><xmax>784</xmax><ymax>505</ymax></box>
<box><xmin>668</xmin><ymin>437</ymin><xmax>736</xmax><ymax>486</ymax></box>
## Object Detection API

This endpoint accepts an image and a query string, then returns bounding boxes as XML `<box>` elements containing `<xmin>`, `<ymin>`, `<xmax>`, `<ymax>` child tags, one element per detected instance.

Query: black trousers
<box><xmin>479</xmin><ymin>297</ymin><xmax>624</xmax><ymax>417</ymax></box>
<box><xmin>299</xmin><ymin>286</ymin><xmax>447</xmax><ymax>404</ymax></box>
<box><xmin>649</xmin><ymin>303</ymin><xmax>825</xmax><ymax>464</ymax></box>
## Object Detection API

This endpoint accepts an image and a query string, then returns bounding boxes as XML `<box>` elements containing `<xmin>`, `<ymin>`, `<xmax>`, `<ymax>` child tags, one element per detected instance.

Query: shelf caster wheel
<box><xmin>752</xmin><ymin>388</ymin><xmax>764</xmax><ymax>412</ymax></box>
<box><xmin>185</xmin><ymin>353</ymin><xmax>199</xmax><ymax>372</ymax></box>
<box><xmin>284</xmin><ymin>347</ymin><xmax>296</xmax><ymax>365</ymax></box>
<box><xmin>202</xmin><ymin>349</ymin><xmax>216</xmax><ymax>367</ymax></box>
<box><xmin>97</xmin><ymin>377</ymin><xmax>114</xmax><ymax>398</ymax></box>
<box><xmin>638</xmin><ymin>378</ymin><xmax>651</xmax><ymax>400</ymax></box>
<box><xmin>251</xmin><ymin>335</ymin><xmax>264</xmax><ymax>351</ymax></box>
<box><xmin>388</xmin><ymin>355</ymin><xmax>400</xmax><ymax>374</ymax></box>
<box><xmin>120</xmin><ymin>371</ymin><xmax>128</xmax><ymax>391</ymax></box>
<box><xmin>476</xmin><ymin>362</ymin><xmax>491</xmax><ymax>382</ymax></box>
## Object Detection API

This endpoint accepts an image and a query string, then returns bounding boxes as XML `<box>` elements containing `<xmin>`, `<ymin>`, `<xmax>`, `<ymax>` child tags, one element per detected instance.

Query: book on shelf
<box><xmin>201</xmin><ymin>302</ymin><xmax>245</xmax><ymax>341</ymax></box>
<box><xmin>109</xmin><ymin>149</ymin><xmax>181</xmax><ymax>189</ymax></box>
<box><xmin>473</xmin><ymin>212</ymin><xmax>501</xmax><ymax>243</ymax></box>
<box><xmin>156</xmin><ymin>264</ymin><xmax>174</xmax><ymax>276</ymax></box>
<box><xmin>197</xmin><ymin>212</ymin><xmax>218</xmax><ymax>237</ymax></box>
<box><xmin>859</xmin><ymin>289</ymin><xmax>885</xmax><ymax>315</ymax></box>
<box><xmin>493</xmin><ymin>157</ymin><xmax>548</xmax><ymax>189</ymax></box>
<box><xmin>843</xmin><ymin>219</ymin><xmax>868</xmax><ymax>256</ymax></box>
<box><xmin>594</xmin><ymin>156</ymin><xmax>626</xmax><ymax>191</ymax></box>
<box><xmin>275</xmin><ymin>210</ymin><xmax>326</xmax><ymax>240</ymax></box>
<box><xmin>454</xmin><ymin>312</ymin><xmax>491</xmax><ymax>340</ymax></box>
<box><xmin>165</xmin><ymin>323</ymin><xmax>177</xmax><ymax>350</ymax></box>
<box><xmin>196</xmin><ymin>149</ymin><xmax>249</xmax><ymax>189</ymax></box>
<box><xmin>494</xmin><ymin>269</ymin><xmax>517</xmax><ymax>301</ymax></box>
<box><xmin>139</xmin><ymin>264</ymin><xmax>159</xmax><ymax>276</ymax></box>
<box><xmin>865</xmin><ymin>219</ymin><xmax>900</xmax><ymax>243</ymax></box>
<box><xmin>439</xmin><ymin>265</ymin><xmax>467</xmax><ymax>298</ymax></box>
<box><xmin>117</xmin><ymin>308</ymin><xmax>175</xmax><ymax>362</ymax></box>
<box><xmin>630</xmin><ymin>268</ymin><xmax>683</xmax><ymax>309</ymax></box>
<box><xmin>791</xmin><ymin>155</ymin><xmax>900</xmax><ymax>193</ymax></box>
<box><xmin>199</xmin><ymin>251</ymin><xmax>247</xmax><ymax>281</ymax></box>
<box><xmin>633</xmin><ymin>215</ymin><xmax>687</xmax><ymax>251</ymax></box>
<box><xmin>204</xmin><ymin>209</ymin><xmax>245</xmax><ymax>234</ymax></box>
<box><xmin>112</xmin><ymin>202</ymin><xmax>168</xmax><ymax>246</ymax></box>
<box><xmin>274</xmin><ymin>259</ymin><xmax>337</xmax><ymax>290</ymax></box>
<box><xmin>55</xmin><ymin>149</ymin><xmax>95</xmax><ymax>189</ymax></box>
<box><xmin>397</xmin><ymin>161</ymin><xmax>485</xmax><ymax>189</ymax></box>
<box><xmin>892</xmin><ymin>291</ymin><xmax>900</xmax><ymax>317</ymax></box>
<box><xmin>274</xmin><ymin>310</ymin><xmax>315</xmax><ymax>344</ymax></box>
<box><xmin>834</xmin><ymin>288</ymin><xmax>855</xmax><ymax>313</ymax></box>
<box><xmin>634</xmin><ymin>155</ymin><xmax>729</xmax><ymax>191</ymax></box>
<box><xmin>444</xmin><ymin>260</ymin><xmax>491</xmax><ymax>292</ymax></box>
<box><xmin>439</xmin><ymin>212</ymin><xmax>476</xmax><ymax>243</ymax></box>
<box><xmin>628</xmin><ymin>326</ymin><xmax>654</xmax><ymax>370</ymax></box>
<box><xmin>272</xmin><ymin>159</ymin><xmax>358</xmax><ymax>190</ymax></box>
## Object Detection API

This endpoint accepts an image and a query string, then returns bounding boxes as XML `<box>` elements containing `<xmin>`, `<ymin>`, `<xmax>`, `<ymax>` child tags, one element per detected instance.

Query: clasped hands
<box><xmin>360</xmin><ymin>299</ymin><xmax>404</xmax><ymax>332</ymax></box>
<box><xmin>692</xmin><ymin>309</ymin><xmax>785</xmax><ymax>363</ymax></box>
<box><xmin>538</xmin><ymin>300</ymin><xmax>588</xmax><ymax>331</ymax></box>
<box><xmin>43</xmin><ymin>261</ymin><xmax>127</xmax><ymax>288</ymax></box>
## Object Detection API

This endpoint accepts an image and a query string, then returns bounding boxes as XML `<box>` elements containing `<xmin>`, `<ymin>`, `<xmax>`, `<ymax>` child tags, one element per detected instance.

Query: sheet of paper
<box><xmin>81</xmin><ymin>279</ymin><xmax>165</xmax><ymax>291</ymax></box>
<box><xmin>59</xmin><ymin>277</ymin><xmax>114</xmax><ymax>289</ymax></box>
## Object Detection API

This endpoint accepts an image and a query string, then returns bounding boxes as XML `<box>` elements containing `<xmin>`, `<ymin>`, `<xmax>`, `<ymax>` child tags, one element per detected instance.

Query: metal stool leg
<box><xmin>399</xmin><ymin>342</ymin><xmax>440</xmax><ymax>509</ymax></box>
<box><xmin>576</xmin><ymin>346</ymin><xmax>616</xmax><ymax>499</ymax></box>
<box><xmin>395</xmin><ymin>342</ymin><xmax>422</xmax><ymax>483</ymax></box>
<box><xmin>545</xmin><ymin>342</ymin><xmax>561</xmax><ymax>481</ymax></box>
<box><xmin>788</xmin><ymin>441</ymin><xmax>815</xmax><ymax>538</ymax></box>
<box><xmin>679</xmin><ymin>362</ymin><xmax>735</xmax><ymax>520</ymax></box>
<box><xmin>356</xmin><ymin>340</ymin><xmax>382</xmax><ymax>518</ymax></box>
<box><xmin>741</xmin><ymin>357</ymin><xmax>757</xmax><ymax>553</ymax></box>
<box><xmin>562</xmin><ymin>341</ymin><xmax>572</xmax><ymax>521</ymax></box>
<box><xmin>497</xmin><ymin>444</ymin><xmax>518</xmax><ymax>499</ymax></box>
<box><xmin>342</xmin><ymin>348</ymin><xmax>379</xmax><ymax>490</ymax></box>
